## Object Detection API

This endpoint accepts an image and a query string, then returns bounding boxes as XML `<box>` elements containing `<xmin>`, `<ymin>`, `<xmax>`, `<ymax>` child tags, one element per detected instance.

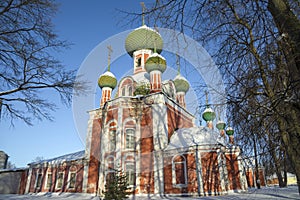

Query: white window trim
<box><xmin>106</xmin><ymin>155</ymin><xmax>115</xmax><ymax>170</ymax></box>
<box><xmin>105</xmin><ymin>120</ymin><xmax>117</xmax><ymax>152</ymax></box>
<box><xmin>44</xmin><ymin>172</ymin><xmax>53</xmax><ymax>189</ymax></box>
<box><xmin>67</xmin><ymin>171</ymin><xmax>77</xmax><ymax>189</ymax></box>
<box><xmin>55</xmin><ymin>172</ymin><xmax>65</xmax><ymax>189</ymax></box>
<box><xmin>109</xmin><ymin>129</ymin><xmax>117</xmax><ymax>152</ymax></box>
<box><xmin>125</xmin><ymin>128</ymin><xmax>135</xmax><ymax>150</ymax></box>
<box><xmin>123</xmin><ymin>154</ymin><xmax>136</xmax><ymax>188</ymax></box>
<box><xmin>34</xmin><ymin>171</ymin><xmax>43</xmax><ymax>189</ymax></box>
<box><xmin>172</xmin><ymin>155</ymin><xmax>188</xmax><ymax>188</ymax></box>
<box><xmin>104</xmin><ymin>156</ymin><xmax>115</xmax><ymax>188</ymax></box>
<box><xmin>125</xmin><ymin>161</ymin><xmax>135</xmax><ymax>187</ymax></box>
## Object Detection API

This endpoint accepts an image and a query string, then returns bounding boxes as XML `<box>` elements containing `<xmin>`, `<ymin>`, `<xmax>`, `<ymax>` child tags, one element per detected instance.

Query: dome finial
<box><xmin>176</xmin><ymin>54</ymin><xmax>180</xmax><ymax>75</ymax></box>
<box><xmin>205</xmin><ymin>90</ymin><xmax>209</xmax><ymax>106</ymax></box>
<box><xmin>153</xmin><ymin>38</ymin><xmax>157</xmax><ymax>53</ymax></box>
<box><xmin>107</xmin><ymin>45</ymin><xmax>113</xmax><ymax>71</ymax></box>
<box><xmin>216</xmin><ymin>109</ymin><xmax>226</xmax><ymax>130</ymax></box>
<box><xmin>140</xmin><ymin>2</ymin><xmax>145</xmax><ymax>26</ymax></box>
<box><xmin>202</xmin><ymin>90</ymin><xmax>216</xmax><ymax>123</ymax></box>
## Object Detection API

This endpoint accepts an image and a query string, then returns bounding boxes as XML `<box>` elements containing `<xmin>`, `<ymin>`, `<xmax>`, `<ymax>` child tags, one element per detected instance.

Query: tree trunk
<box><xmin>276</xmin><ymin>170</ymin><xmax>285</xmax><ymax>188</ymax></box>
<box><xmin>268</xmin><ymin>0</ymin><xmax>300</xmax><ymax>77</ymax></box>
<box><xmin>277</xmin><ymin>114</ymin><xmax>300</xmax><ymax>194</ymax></box>
<box><xmin>268</xmin><ymin>0</ymin><xmax>300</xmax><ymax>194</ymax></box>
<box><xmin>283</xmin><ymin>151</ymin><xmax>288</xmax><ymax>187</ymax></box>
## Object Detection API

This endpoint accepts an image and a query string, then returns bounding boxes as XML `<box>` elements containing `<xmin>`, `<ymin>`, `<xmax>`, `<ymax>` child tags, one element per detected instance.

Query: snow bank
<box><xmin>165</xmin><ymin>126</ymin><xmax>226</xmax><ymax>150</ymax></box>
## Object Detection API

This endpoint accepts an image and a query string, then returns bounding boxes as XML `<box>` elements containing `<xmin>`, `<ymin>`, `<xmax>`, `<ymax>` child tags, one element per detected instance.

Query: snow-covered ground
<box><xmin>0</xmin><ymin>186</ymin><xmax>298</xmax><ymax>200</ymax></box>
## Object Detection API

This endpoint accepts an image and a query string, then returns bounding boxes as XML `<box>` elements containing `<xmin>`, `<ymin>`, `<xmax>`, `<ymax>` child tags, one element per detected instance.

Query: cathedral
<box><xmin>20</xmin><ymin>23</ymin><xmax>248</xmax><ymax>197</ymax></box>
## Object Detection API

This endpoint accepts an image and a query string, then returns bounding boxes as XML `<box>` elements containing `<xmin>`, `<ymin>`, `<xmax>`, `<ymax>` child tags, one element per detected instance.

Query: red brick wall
<box><xmin>87</xmin><ymin>118</ymin><xmax>102</xmax><ymax>193</ymax></box>
<box><xmin>225</xmin><ymin>154</ymin><xmax>241</xmax><ymax>190</ymax></box>
<box><xmin>28</xmin><ymin>163</ymin><xmax>84</xmax><ymax>193</ymax></box>
<box><xmin>246</xmin><ymin>168</ymin><xmax>265</xmax><ymax>187</ymax></box>
<box><xmin>65</xmin><ymin>164</ymin><xmax>84</xmax><ymax>193</ymax></box>
<box><xmin>18</xmin><ymin>170</ymin><xmax>28</xmax><ymax>194</ymax></box>
<box><xmin>28</xmin><ymin>167</ymin><xmax>47</xmax><ymax>193</ymax></box>
<box><xmin>163</xmin><ymin>153</ymin><xmax>198</xmax><ymax>194</ymax></box>
<box><xmin>139</xmin><ymin>107</ymin><xmax>154</xmax><ymax>193</ymax></box>
<box><xmin>163</xmin><ymin>156</ymin><xmax>173</xmax><ymax>194</ymax></box>
<box><xmin>258</xmin><ymin>169</ymin><xmax>266</xmax><ymax>186</ymax></box>
<box><xmin>186</xmin><ymin>153</ymin><xmax>198</xmax><ymax>193</ymax></box>
<box><xmin>166</xmin><ymin>104</ymin><xmax>194</xmax><ymax>141</ymax></box>
<box><xmin>201</xmin><ymin>152</ymin><xmax>221</xmax><ymax>194</ymax></box>
<box><xmin>246</xmin><ymin>169</ymin><xmax>254</xmax><ymax>187</ymax></box>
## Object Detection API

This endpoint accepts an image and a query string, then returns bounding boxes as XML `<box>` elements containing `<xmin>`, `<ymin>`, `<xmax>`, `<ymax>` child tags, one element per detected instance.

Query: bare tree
<box><xmin>136</xmin><ymin>0</ymin><xmax>300</xmax><ymax>193</ymax></box>
<box><xmin>0</xmin><ymin>0</ymin><xmax>86</xmax><ymax>125</ymax></box>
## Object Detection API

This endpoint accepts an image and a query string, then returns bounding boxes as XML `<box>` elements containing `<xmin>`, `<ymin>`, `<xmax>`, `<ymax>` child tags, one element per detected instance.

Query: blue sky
<box><xmin>1</xmin><ymin>0</ymin><xmax>155</xmax><ymax>167</ymax></box>
<box><xmin>0</xmin><ymin>0</ymin><xmax>224</xmax><ymax>167</ymax></box>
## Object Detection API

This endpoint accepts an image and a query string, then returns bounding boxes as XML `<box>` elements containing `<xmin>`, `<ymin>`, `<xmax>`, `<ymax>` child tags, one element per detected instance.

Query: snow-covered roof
<box><xmin>148</xmin><ymin>52</ymin><xmax>166</xmax><ymax>60</ymax></box>
<box><xmin>131</xmin><ymin>72</ymin><xmax>150</xmax><ymax>83</ymax></box>
<box><xmin>134</xmin><ymin>25</ymin><xmax>162</xmax><ymax>36</ymax></box>
<box><xmin>101</xmin><ymin>71</ymin><xmax>116</xmax><ymax>78</ymax></box>
<box><xmin>29</xmin><ymin>150</ymin><xmax>85</xmax><ymax>165</ymax></box>
<box><xmin>0</xmin><ymin>167</ymin><xmax>28</xmax><ymax>173</ymax></box>
<box><xmin>165</xmin><ymin>127</ymin><xmax>225</xmax><ymax>151</ymax></box>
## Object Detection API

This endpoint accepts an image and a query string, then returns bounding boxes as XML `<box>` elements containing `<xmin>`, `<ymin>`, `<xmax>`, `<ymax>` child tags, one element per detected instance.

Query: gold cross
<box><xmin>140</xmin><ymin>2</ymin><xmax>145</xmax><ymax>25</ymax></box>
<box><xmin>107</xmin><ymin>45</ymin><xmax>113</xmax><ymax>71</ymax></box>
<box><xmin>176</xmin><ymin>54</ymin><xmax>180</xmax><ymax>75</ymax></box>
<box><xmin>205</xmin><ymin>90</ymin><xmax>208</xmax><ymax>105</ymax></box>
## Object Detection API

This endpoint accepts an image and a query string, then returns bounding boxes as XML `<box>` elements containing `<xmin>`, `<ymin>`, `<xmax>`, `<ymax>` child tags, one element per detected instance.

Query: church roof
<box><xmin>29</xmin><ymin>150</ymin><xmax>85</xmax><ymax>165</ymax></box>
<box><xmin>165</xmin><ymin>127</ymin><xmax>225</xmax><ymax>151</ymax></box>
<box><xmin>145</xmin><ymin>53</ymin><xmax>167</xmax><ymax>73</ymax></box>
<box><xmin>125</xmin><ymin>25</ymin><xmax>163</xmax><ymax>56</ymax></box>
<box><xmin>98</xmin><ymin>71</ymin><xmax>117</xmax><ymax>89</ymax></box>
<box><xmin>131</xmin><ymin>71</ymin><xmax>150</xmax><ymax>83</ymax></box>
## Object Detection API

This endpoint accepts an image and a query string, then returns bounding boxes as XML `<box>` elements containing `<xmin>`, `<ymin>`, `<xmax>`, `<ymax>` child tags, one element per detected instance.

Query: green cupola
<box><xmin>226</xmin><ymin>126</ymin><xmax>234</xmax><ymax>136</ymax></box>
<box><xmin>216</xmin><ymin>120</ymin><xmax>226</xmax><ymax>130</ymax></box>
<box><xmin>98</xmin><ymin>71</ymin><xmax>117</xmax><ymax>89</ymax></box>
<box><xmin>202</xmin><ymin>106</ymin><xmax>216</xmax><ymax>122</ymax></box>
<box><xmin>98</xmin><ymin>45</ymin><xmax>117</xmax><ymax>90</ymax></box>
<box><xmin>173</xmin><ymin>54</ymin><xmax>189</xmax><ymax>93</ymax></box>
<box><xmin>174</xmin><ymin>74</ymin><xmax>190</xmax><ymax>93</ymax></box>
<box><xmin>145</xmin><ymin>53</ymin><xmax>167</xmax><ymax>73</ymax></box>
<box><xmin>125</xmin><ymin>25</ymin><xmax>163</xmax><ymax>57</ymax></box>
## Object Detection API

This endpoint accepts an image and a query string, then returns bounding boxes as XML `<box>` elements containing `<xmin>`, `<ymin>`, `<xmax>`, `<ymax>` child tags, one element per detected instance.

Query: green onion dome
<box><xmin>216</xmin><ymin>120</ymin><xmax>226</xmax><ymax>130</ymax></box>
<box><xmin>226</xmin><ymin>126</ymin><xmax>234</xmax><ymax>136</ymax></box>
<box><xmin>174</xmin><ymin>74</ymin><xmax>190</xmax><ymax>93</ymax></box>
<box><xmin>202</xmin><ymin>107</ymin><xmax>216</xmax><ymax>122</ymax></box>
<box><xmin>125</xmin><ymin>25</ymin><xmax>163</xmax><ymax>57</ymax></box>
<box><xmin>98</xmin><ymin>71</ymin><xmax>117</xmax><ymax>89</ymax></box>
<box><xmin>145</xmin><ymin>53</ymin><xmax>167</xmax><ymax>73</ymax></box>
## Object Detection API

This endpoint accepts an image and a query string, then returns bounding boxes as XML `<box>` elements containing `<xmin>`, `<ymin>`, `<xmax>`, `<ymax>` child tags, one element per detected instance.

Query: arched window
<box><xmin>108</xmin><ymin>121</ymin><xmax>117</xmax><ymax>152</ymax></box>
<box><xmin>125</xmin><ymin>129</ymin><xmax>135</xmax><ymax>149</ymax></box>
<box><xmin>35</xmin><ymin>168</ymin><xmax>43</xmax><ymax>190</ymax></box>
<box><xmin>67</xmin><ymin>165</ymin><xmax>77</xmax><ymax>189</ymax></box>
<box><xmin>55</xmin><ymin>171</ymin><xmax>64</xmax><ymax>190</ymax></box>
<box><xmin>45</xmin><ymin>168</ymin><xmax>53</xmax><ymax>190</ymax></box>
<box><xmin>123</xmin><ymin>119</ymin><xmax>136</xmax><ymax>150</ymax></box>
<box><xmin>128</xmin><ymin>86</ymin><xmax>132</xmax><ymax>96</ymax></box>
<box><xmin>122</xmin><ymin>87</ymin><xmax>126</xmax><ymax>96</ymax></box>
<box><xmin>172</xmin><ymin>155</ymin><xmax>187</xmax><ymax>187</ymax></box>
<box><xmin>105</xmin><ymin>156</ymin><xmax>115</xmax><ymax>184</ymax></box>
<box><xmin>109</xmin><ymin>130</ymin><xmax>116</xmax><ymax>151</ymax></box>
<box><xmin>124</xmin><ymin>156</ymin><xmax>135</xmax><ymax>186</ymax></box>
<box><xmin>136</xmin><ymin>57</ymin><xmax>142</xmax><ymax>67</ymax></box>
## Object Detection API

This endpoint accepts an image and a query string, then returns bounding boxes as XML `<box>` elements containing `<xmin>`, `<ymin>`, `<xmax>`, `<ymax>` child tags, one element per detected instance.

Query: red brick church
<box><xmin>21</xmin><ymin>23</ymin><xmax>248</xmax><ymax>197</ymax></box>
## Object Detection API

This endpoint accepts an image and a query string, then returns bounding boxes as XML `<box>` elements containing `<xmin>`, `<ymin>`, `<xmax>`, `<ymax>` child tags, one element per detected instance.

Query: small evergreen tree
<box><xmin>104</xmin><ymin>169</ymin><xmax>131</xmax><ymax>200</ymax></box>
<box><xmin>133</xmin><ymin>84</ymin><xmax>150</xmax><ymax>96</ymax></box>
